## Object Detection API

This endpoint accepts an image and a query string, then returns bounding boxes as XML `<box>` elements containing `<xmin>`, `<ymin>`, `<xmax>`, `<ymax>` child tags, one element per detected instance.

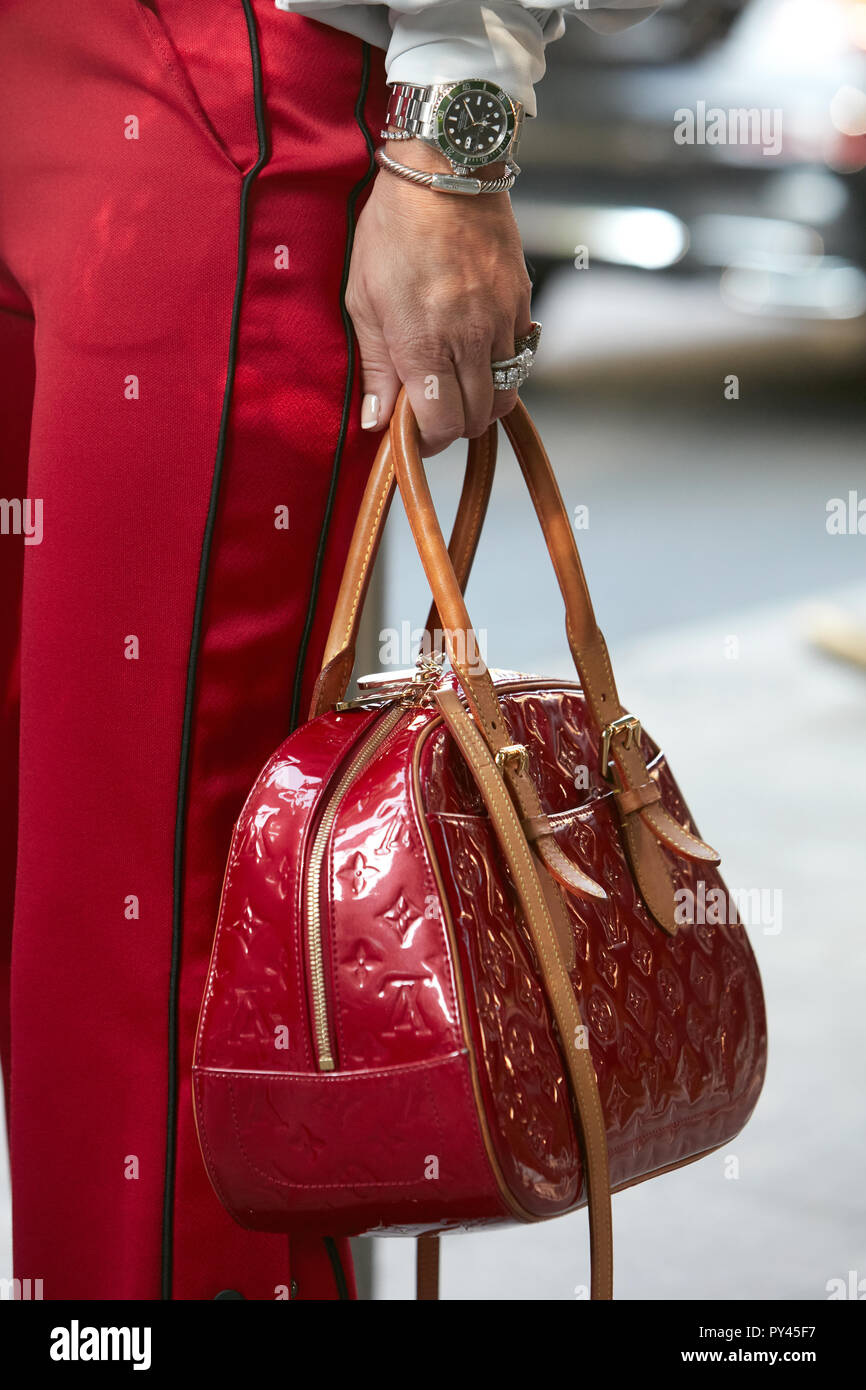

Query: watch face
<box><xmin>436</xmin><ymin>80</ymin><xmax>515</xmax><ymax>167</ymax></box>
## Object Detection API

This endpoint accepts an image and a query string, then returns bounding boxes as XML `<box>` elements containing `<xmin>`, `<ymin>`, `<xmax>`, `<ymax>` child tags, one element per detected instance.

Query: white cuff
<box><xmin>385</xmin><ymin>4</ymin><xmax>563</xmax><ymax>118</ymax></box>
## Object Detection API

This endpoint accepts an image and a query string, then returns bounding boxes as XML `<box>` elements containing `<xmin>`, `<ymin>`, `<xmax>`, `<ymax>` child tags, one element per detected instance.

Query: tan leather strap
<box><xmin>615</xmin><ymin>780</ymin><xmax>662</xmax><ymax>816</ymax></box>
<box><xmin>389</xmin><ymin>390</ymin><xmax>718</xmax><ymax>936</ymax></box>
<box><xmin>436</xmin><ymin>688</ymin><xmax>614</xmax><ymax>1300</ymax></box>
<box><xmin>424</xmin><ymin>427</ymin><xmax>496</xmax><ymax>669</ymax></box>
<box><xmin>308</xmin><ymin>423</ymin><xmax>497</xmax><ymax>720</ymax></box>
<box><xmin>415</xmin><ymin>1234</ymin><xmax>440</xmax><ymax>1301</ymax></box>
<box><xmin>521</xmin><ymin>813</ymin><xmax>552</xmax><ymax>842</ymax></box>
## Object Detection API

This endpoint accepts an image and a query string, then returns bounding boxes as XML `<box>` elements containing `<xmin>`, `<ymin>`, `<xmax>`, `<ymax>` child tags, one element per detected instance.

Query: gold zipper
<box><xmin>305</xmin><ymin>701</ymin><xmax>408</xmax><ymax>1071</ymax></box>
<box><xmin>308</xmin><ymin>672</ymin><xmax>590</xmax><ymax>1066</ymax></box>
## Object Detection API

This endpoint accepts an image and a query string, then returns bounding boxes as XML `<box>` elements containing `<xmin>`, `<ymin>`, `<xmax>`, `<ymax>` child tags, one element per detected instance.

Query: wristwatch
<box><xmin>383</xmin><ymin>80</ymin><xmax>524</xmax><ymax>178</ymax></box>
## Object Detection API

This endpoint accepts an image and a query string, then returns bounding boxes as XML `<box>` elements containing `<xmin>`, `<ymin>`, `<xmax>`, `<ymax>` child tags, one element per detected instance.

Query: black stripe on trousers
<box><xmin>161</xmin><ymin>0</ymin><xmax>268</xmax><ymax>1301</ymax></box>
<box><xmin>162</xmin><ymin>9</ymin><xmax>375</xmax><ymax>1299</ymax></box>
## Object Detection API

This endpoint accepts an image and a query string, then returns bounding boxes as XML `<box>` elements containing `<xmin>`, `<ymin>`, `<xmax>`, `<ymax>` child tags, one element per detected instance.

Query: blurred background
<box><xmin>357</xmin><ymin>0</ymin><xmax>866</xmax><ymax>1299</ymax></box>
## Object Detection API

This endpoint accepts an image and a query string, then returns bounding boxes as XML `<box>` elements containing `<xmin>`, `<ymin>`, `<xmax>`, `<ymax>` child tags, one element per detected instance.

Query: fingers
<box><xmin>388</xmin><ymin>313</ymin><xmax>527</xmax><ymax>456</ymax></box>
<box><xmin>492</xmin><ymin>296</ymin><xmax>534</xmax><ymax>424</ymax></box>
<box><xmin>454</xmin><ymin>321</ymin><xmax>496</xmax><ymax>441</ymax></box>
<box><xmin>485</xmin><ymin>320</ymin><xmax>522</xmax><ymax>425</ymax></box>
<box><xmin>350</xmin><ymin>309</ymin><xmax>401</xmax><ymax>434</ymax></box>
<box><xmin>350</xmin><ymin>301</ymin><xmax>467</xmax><ymax>455</ymax></box>
<box><xmin>399</xmin><ymin>358</ymin><xmax>465</xmax><ymax>458</ymax></box>
<box><xmin>349</xmin><ymin>262</ymin><xmax>532</xmax><ymax>453</ymax></box>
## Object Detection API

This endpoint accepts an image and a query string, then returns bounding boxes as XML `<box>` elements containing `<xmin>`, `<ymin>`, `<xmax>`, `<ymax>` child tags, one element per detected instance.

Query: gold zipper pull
<box><xmin>335</xmin><ymin>652</ymin><xmax>445</xmax><ymax>711</ymax></box>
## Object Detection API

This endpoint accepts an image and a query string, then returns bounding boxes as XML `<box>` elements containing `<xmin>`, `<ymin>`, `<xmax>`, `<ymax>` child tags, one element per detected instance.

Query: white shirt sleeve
<box><xmin>275</xmin><ymin>3</ymin><xmax>660</xmax><ymax>116</ymax></box>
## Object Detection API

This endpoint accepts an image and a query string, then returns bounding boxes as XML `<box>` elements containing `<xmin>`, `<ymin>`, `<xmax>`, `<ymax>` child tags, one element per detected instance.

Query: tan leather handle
<box><xmin>308</xmin><ymin>422</ymin><xmax>496</xmax><ymax>720</ymax></box>
<box><xmin>390</xmin><ymin>390</ymin><xmax>612</xmax><ymax>739</ymax></box>
<box><xmin>423</xmin><ymin>425</ymin><xmax>496</xmax><ymax>673</ymax></box>
<box><xmin>388</xmin><ymin>389</ymin><xmax>719</xmax><ymax>935</ymax></box>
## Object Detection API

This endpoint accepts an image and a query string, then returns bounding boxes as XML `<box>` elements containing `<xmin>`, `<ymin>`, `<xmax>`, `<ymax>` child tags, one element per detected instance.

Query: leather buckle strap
<box><xmin>600</xmin><ymin>713</ymin><xmax>719</xmax><ymax>865</ymax></box>
<box><xmin>521</xmin><ymin>813</ymin><xmax>550</xmax><ymax>842</ymax></box>
<box><xmin>600</xmin><ymin>715</ymin><xmax>641</xmax><ymax>784</ymax></box>
<box><xmin>615</xmin><ymin>780</ymin><xmax>662</xmax><ymax>816</ymax></box>
<box><xmin>495</xmin><ymin>743</ymin><xmax>529</xmax><ymax>776</ymax></box>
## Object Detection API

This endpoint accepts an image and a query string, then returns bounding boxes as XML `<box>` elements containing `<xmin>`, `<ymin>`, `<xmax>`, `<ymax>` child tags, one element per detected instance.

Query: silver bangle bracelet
<box><xmin>374</xmin><ymin>146</ymin><xmax>516</xmax><ymax>197</ymax></box>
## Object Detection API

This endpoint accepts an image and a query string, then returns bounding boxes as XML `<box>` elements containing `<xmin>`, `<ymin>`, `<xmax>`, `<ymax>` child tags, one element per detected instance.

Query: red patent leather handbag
<box><xmin>193</xmin><ymin>393</ymin><xmax>767</xmax><ymax>1299</ymax></box>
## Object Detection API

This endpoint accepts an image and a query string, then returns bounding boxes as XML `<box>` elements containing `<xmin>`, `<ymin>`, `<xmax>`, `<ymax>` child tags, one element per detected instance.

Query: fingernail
<box><xmin>361</xmin><ymin>393</ymin><xmax>380</xmax><ymax>429</ymax></box>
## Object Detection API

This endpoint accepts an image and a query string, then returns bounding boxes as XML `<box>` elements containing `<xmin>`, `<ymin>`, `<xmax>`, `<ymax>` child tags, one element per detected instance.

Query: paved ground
<box><xmin>371</xmin><ymin>576</ymin><xmax>866</xmax><ymax>1299</ymax></box>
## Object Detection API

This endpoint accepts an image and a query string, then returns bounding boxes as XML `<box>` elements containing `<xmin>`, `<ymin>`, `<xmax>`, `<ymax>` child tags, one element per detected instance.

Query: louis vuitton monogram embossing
<box><xmin>193</xmin><ymin>396</ymin><xmax>766</xmax><ymax>1301</ymax></box>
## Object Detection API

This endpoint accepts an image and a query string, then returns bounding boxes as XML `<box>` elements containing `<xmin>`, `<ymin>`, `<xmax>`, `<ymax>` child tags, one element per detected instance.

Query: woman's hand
<box><xmin>345</xmin><ymin>140</ymin><xmax>533</xmax><ymax>456</ymax></box>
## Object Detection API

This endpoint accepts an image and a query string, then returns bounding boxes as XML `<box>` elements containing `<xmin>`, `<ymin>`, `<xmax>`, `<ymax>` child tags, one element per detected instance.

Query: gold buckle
<box><xmin>600</xmin><ymin>715</ymin><xmax>642</xmax><ymax>783</ymax></box>
<box><xmin>495</xmin><ymin>743</ymin><xmax>529</xmax><ymax>776</ymax></box>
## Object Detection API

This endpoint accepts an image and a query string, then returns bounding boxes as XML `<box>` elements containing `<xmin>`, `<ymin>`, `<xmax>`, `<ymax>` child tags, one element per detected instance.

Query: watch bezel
<box><xmin>434</xmin><ymin>79</ymin><xmax>517</xmax><ymax>169</ymax></box>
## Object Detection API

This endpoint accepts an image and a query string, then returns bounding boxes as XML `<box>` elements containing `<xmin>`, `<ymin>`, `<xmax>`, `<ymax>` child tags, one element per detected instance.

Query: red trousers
<box><xmin>0</xmin><ymin>0</ymin><xmax>386</xmax><ymax>1299</ymax></box>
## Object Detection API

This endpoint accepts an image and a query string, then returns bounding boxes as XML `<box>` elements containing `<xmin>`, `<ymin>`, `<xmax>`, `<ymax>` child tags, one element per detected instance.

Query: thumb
<box><xmin>355</xmin><ymin>317</ymin><xmax>400</xmax><ymax>433</ymax></box>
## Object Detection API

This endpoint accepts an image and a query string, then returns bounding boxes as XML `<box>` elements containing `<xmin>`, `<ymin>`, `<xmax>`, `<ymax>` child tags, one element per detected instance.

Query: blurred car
<box><xmin>514</xmin><ymin>0</ymin><xmax>866</xmax><ymax>319</ymax></box>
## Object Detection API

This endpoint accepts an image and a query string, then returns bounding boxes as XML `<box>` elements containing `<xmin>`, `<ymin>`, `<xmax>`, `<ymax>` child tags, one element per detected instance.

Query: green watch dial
<box><xmin>435</xmin><ymin>80</ymin><xmax>516</xmax><ymax>168</ymax></box>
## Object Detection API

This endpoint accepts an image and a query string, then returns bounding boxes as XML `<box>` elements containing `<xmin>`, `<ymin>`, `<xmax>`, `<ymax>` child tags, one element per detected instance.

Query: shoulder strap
<box><xmin>416</xmin><ymin>1234</ymin><xmax>440</xmax><ymax>1301</ymax></box>
<box><xmin>435</xmin><ymin>686</ymin><xmax>614</xmax><ymax>1299</ymax></box>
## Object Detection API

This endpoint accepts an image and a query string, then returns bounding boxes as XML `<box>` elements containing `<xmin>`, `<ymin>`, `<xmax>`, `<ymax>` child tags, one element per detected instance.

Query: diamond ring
<box><xmin>492</xmin><ymin>321</ymin><xmax>542</xmax><ymax>391</ymax></box>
